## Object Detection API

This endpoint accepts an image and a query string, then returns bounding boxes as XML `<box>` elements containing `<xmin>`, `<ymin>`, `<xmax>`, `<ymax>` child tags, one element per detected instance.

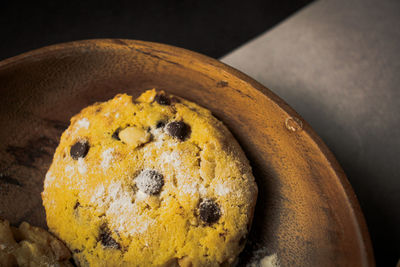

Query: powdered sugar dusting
<box><xmin>180</xmin><ymin>183</ymin><xmax>198</xmax><ymax>195</ymax></box>
<box><xmin>159</xmin><ymin>148</ymin><xmax>206</xmax><ymax>196</ymax></box>
<box><xmin>103</xmin><ymin>182</ymin><xmax>137</xmax><ymax>233</ymax></box>
<box><xmin>143</xmin><ymin>131</ymin><xmax>191</xmax><ymax>183</ymax></box>
<box><xmin>77</xmin><ymin>158</ymin><xmax>87</xmax><ymax>175</ymax></box>
<box><xmin>76</xmin><ymin>118</ymin><xmax>90</xmax><ymax>131</ymax></box>
<box><xmin>136</xmin><ymin>169</ymin><xmax>164</xmax><ymax>195</ymax></box>
<box><xmin>148</xmin><ymin>133</ymin><xmax>208</xmax><ymax>197</ymax></box>
<box><xmin>101</xmin><ymin>148</ymin><xmax>115</xmax><ymax>170</ymax></box>
<box><xmin>198</xmin><ymin>184</ymin><xmax>207</xmax><ymax>196</ymax></box>
<box><xmin>178</xmin><ymin>182</ymin><xmax>208</xmax><ymax>196</ymax></box>
<box><xmin>151</xmin><ymin>129</ymin><xmax>165</xmax><ymax>147</ymax></box>
<box><xmin>259</xmin><ymin>254</ymin><xmax>280</xmax><ymax>267</ymax></box>
<box><xmin>44</xmin><ymin>171</ymin><xmax>55</xmax><ymax>188</ymax></box>
<box><xmin>145</xmin><ymin>130</ymin><xmax>183</xmax><ymax>168</ymax></box>
<box><xmin>246</xmin><ymin>247</ymin><xmax>280</xmax><ymax>267</ymax></box>
<box><xmin>90</xmin><ymin>181</ymin><xmax>154</xmax><ymax>235</ymax></box>
<box><xmin>90</xmin><ymin>184</ymin><xmax>105</xmax><ymax>205</ymax></box>
<box><xmin>65</xmin><ymin>165</ymin><xmax>74</xmax><ymax>176</ymax></box>
<box><xmin>135</xmin><ymin>190</ymin><xmax>148</xmax><ymax>201</ymax></box>
<box><xmin>107</xmin><ymin>182</ymin><xmax>134</xmax><ymax>215</ymax></box>
<box><xmin>160</xmin><ymin>150</ymin><xmax>182</xmax><ymax>168</ymax></box>
<box><xmin>214</xmin><ymin>181</ymin><xmax>231</xmax><ymax>196</ymax></box>
<box><xmin>135</xmin><ymin>218</ymin><xmax>153</xmax><ymax>234</ymax></box>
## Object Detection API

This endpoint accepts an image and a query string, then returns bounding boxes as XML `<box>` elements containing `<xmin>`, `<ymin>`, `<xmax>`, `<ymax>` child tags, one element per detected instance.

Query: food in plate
<box><xmin>0</xmin><ymin>217</ymin><xmax>72</xmax><ymax>267</ymax></box>
<box><xmin>42</xmin><ymin>89</ymin><xmax>258</xmax><ymax>266</ymax></box>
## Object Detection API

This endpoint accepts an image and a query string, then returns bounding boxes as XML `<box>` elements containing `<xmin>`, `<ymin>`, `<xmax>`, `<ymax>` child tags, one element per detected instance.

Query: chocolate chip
<box><xmin>73</xmin><ymin>201</ymin><xmax>80</xmax><ymax>210</ymax></box>
<box><xmin>112</xmin><ymin>128</ymin><xmax>121</xmax><ymax>140</ymax></box>
<box><xmin>154</xmin><ymin>94</ymin><xmax>171</xmax><ymax>105</ymax></box>
<box><xmin>70</xmin><ymin>140</ymin><xmax>89</xmax><ymax>160</ymax></box>
<box><xmin>136</xmin><ymin>169</ymin><xmax>164</xmax><ymax>195</ymax></box>
<box><xmin>166</xmin><ymin>121</ymin><xmax>190</xmax><ymax>141</ymax></box>
<box><xmin>156</xmin><ymin>121</ymin><xmax>165</xmax><ymax>129</ymax></box>
<box><xmin>99</xmin><ymin>225</ymin><xmax>120</xmax><ymax>249</ymax></box>
<box><xmin>199</xmin><ymin>199</ymin><xmax>221</xmax><ymax>224</ymax></box>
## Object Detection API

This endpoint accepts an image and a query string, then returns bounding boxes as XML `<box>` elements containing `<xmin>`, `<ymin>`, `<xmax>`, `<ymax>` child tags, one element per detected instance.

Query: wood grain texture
<box><xmin>0</xmin><ymin>39</ymin><xmax>374</xmax><ymax>266</ymax></box>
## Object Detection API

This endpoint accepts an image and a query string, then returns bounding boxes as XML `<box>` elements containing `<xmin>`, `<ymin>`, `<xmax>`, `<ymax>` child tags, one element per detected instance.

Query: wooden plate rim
<box><xmin>0</xmin><ymin>39</ymin><xmax>375</xmax><ymax>264</ymax></box>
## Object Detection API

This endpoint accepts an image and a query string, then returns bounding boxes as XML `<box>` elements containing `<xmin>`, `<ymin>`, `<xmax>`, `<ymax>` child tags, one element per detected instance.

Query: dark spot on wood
<box><xmin>112</xmin><ymin>39</ymin><xmax>129</xmax><ymax>46</ymax></box>
<box><xmin>44</xmin><ymin>119</ymin><xmax>69</xmax><ymax>132</ymax></box>
<box><xmin>6</xmin><ymin>136</ymin><xmax>57</xmax><ymax>168</ymax></box>
<box><xmin>134</xmin><ymin>48</ymin><xmax>183</xmax><ymax>67</ymax></box>
<box><xmin>217</xmin><ymin>81</ymin><xmax>229</xmax><ymax>87</ymax></box>
<box><xmin>233</xmin><ymin>88</ymin><xmax>254</xmax><ymax>100</ymax></box>
<box><xmin>0</xmin><ymin>174</ymin><xmax>22</xmax><ymax>186</ymax></box>
<box><xmin>17</xmin><ymin>205</ymin><xmax>38</xmax><ymax>225</ymax></box>
<box><xmin>135</xmin><ymin>43</ymin><xmax>175</xmax><ymax>56</ymax></box>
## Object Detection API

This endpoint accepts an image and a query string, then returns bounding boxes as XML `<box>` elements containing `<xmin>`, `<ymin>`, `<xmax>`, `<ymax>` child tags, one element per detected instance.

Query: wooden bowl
<box><xmin>0</xmin><ymin>39</ymin><xmax>374</xmax><ymax>266</ymax></box>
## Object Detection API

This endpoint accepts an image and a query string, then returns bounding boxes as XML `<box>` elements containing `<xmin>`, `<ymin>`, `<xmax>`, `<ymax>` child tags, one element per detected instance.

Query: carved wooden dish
<box><xmin>0</xmin><ymin>39</ymin><xmax>374</xmax><ymax>266</ymax></box>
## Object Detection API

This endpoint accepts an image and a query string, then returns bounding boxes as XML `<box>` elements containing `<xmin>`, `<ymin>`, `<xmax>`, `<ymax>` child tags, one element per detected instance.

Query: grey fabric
<box><xmin>222</xmin><ymin>0</ymin><xmax>400</xmax><ymax>265</ymax></box>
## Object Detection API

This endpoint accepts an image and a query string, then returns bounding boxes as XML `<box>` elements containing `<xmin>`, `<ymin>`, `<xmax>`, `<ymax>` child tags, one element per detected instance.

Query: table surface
<box><xmin>1</xmin><ymin>0</ymin><xmax>399</xmax><ymax>266</ymax></box>
<box><xmin>222</xmin><ymin>0</ymin><xmax>400</xmax><ymax>265</ymax></box>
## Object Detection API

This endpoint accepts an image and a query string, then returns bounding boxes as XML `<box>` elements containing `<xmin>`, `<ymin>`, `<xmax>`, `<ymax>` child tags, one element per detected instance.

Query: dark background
<box><xmin>3</xmin><ymin>1</ymin><xmax>395</xmax><ymax>266</ymax></box>
<box><xmin>1</xmin><ymin>0</ymin><xmax>312</xmax><ymax>60</ymax></box>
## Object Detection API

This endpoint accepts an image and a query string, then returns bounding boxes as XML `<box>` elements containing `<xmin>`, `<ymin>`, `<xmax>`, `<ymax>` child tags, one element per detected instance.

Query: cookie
<box><xmin>42</xmin><ymin>89</ymin><xmax>258</xmax><ymax>266</ymax></box>
<box><xmin>0</xmin><ymin>218</ymin><xmax>72</xmax><ymax>267</ymax></box>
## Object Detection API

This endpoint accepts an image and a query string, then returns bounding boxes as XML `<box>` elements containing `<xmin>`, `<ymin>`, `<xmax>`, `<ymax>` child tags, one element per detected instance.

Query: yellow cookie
<box><xmin>42</xmin><ymin>89</ymin><xmax>257</xmax><ymax>266</ymax></box>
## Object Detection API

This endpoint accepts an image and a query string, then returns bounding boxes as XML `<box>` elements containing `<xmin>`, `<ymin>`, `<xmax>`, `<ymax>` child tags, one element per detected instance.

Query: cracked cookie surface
<box><xmin>42</xmin><ymin>89</ymin><xmax>257</xmax><ymax>266</ymax></box>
